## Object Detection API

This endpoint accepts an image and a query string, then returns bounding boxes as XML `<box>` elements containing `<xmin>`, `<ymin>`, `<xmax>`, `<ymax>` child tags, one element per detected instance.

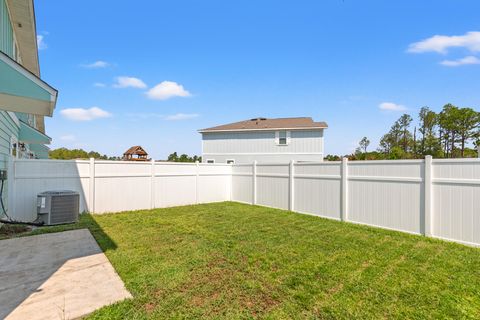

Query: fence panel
<box><xmin>231</xmin><ymin>164</ymin><xmax>253</xmax><ymax>204</ymax></box>
<box><xmin>256</xmin><ymin>163</ymin><xmax>289</xmax><ymax>210</ymax></box>
<box><xmin>347</xmin><ymin>160</ymin><xmax>424</xmax><ymax>234</ymax></box>
<box><xmin>154</xmin><ymin>163</ymin><xmax>197</xmax><ymax>208</ymax></box>
<box><xmin>11</xmin><ymin>159</ymin><xmax>90</xmax><ymax>221</ymax></box>
<box><xmin>94</xmin><ymin>161</ymin><xmax>152</xmax><ymax>213</ymax></box>
<box><xmin>432</xmin><ymin>159</ymin><xmax>480</xmax><ymax>246</ymax></box>
<box><xmin>294</xmin><ymin>162</ymin><xmax>342</xmax><ymax>219</ymax></box>
<box><xmin>197</xmin><ymin>164</ymin><xmax>232</xmax><ymax>203</ymax></box>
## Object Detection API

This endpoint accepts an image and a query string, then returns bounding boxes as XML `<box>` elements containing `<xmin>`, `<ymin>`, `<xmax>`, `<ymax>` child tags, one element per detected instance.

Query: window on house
<box><xmin>206</xmin><ymin>159</ymin><xmax>215</xmax><ymax>164</ymax></box>
<box><xmin>226</xmin><ymin>159</ymin><xmax>235</xmax><ymax>164</ymax></box>
<box><xmin>278</xmin><ymin>131</ymin><xmax>287</xmax><ymax>145</ymax></box>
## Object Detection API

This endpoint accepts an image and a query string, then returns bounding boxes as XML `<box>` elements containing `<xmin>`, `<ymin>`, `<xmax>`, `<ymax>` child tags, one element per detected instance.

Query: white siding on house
<box><xmin>202</xmin><ymin>130</ymin><xmax>324</xmax><ymax>163</ymax></box>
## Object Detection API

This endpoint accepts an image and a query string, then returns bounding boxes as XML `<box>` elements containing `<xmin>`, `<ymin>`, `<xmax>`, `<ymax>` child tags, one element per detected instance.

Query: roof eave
<box><xmin>198</xmin><ymin>126</ymin><xmax>328</xmax><ymax>134</ymax></box>
<box><xmin>0</xmin><ymin>51</ymin><xmax>58</xmax><ymax>116</ymax></box>
<box><xmin>18</xmin><ymin>119</ymin><xmax>52</xmax><ymax>144</ymax></box>
<box><xmin>6</xmin><ymin>0</ymin><xmax>40</xmax><ymax>76</ymax></box>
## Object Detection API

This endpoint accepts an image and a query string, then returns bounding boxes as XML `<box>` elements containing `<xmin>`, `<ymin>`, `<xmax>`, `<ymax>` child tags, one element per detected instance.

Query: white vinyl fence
<box><xmin>8</xmin><ymin>159</ymin><xmax>231</xmax><ymax>221</ymax></box>
<box><xmin>231</xmin><ymin>157</ymin><xmax>480</xmax><ymax>247</ymax></box>
<box><xmin>6</xmin><ymin>157</ymin><xmax>480</xmax><ymax>246</ymax></box>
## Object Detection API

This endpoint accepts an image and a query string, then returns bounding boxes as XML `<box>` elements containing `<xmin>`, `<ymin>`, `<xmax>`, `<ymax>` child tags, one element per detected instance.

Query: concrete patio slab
<box><xmin>0</xmin><ymin>229</ymin><xmax>131</xmax><ymax>320</ymax></box>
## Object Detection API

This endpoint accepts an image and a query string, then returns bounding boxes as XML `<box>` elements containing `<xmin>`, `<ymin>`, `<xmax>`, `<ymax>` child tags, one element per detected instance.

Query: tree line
<box><xmin>167</xmin><ymin>152</ymin><xmax>202</xmax><ymax>163</ymax></box>
<box><xmin>325</xmin><ymin>103</ymin><xmax>479</xmax><ymax>160</ymax></box>
<box><xmin>49</xmin><ymin>148</ymin><xmax>120</xmax><ymax>160</ymax></box>
<box><xmin>48</xmin><ymin>148</ymin><xmax>202</xmax><ymax>162</ymax></box>
<box><xmin>49</xmin><ymin>148</ymin><xmax>202</xmax><ymax>162</ymax></box>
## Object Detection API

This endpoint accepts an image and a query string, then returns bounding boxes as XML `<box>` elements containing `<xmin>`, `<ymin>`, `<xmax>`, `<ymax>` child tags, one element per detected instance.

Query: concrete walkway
<box><xmin>0</xmin><ymin>229</ymin><xmax>131</xmax><ymax>320</ymax></box>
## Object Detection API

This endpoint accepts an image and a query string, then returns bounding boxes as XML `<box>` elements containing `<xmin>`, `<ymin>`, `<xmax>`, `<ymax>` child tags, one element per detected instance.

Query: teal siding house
<box><xmin>0</xmin><ymin>0</ymin><xmax>57</xmax><ymax>211</ymax></box>
<box><xmin>0</xmin><ymin>0</ymin><xmax>57</xmax><ymax>159</ymax></box>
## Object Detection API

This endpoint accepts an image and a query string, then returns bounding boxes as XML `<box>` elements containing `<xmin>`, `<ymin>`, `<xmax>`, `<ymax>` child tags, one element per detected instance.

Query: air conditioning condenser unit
<box><xmin>37</xmin><ymin>190</ymin><xmax>80</xmax><ymax>225</ymax></box>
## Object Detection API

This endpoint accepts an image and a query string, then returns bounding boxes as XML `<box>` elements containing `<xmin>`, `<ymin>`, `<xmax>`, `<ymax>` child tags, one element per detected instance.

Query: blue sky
<box><xmin>36</xmin><ymin>0</ymin><xmax>480</xmax><ymax>159</ymax></box>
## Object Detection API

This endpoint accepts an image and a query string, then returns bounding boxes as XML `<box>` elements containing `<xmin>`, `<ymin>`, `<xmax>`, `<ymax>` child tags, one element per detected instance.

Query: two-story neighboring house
<box><xmin>199</xmin><ymin>117</ymin><xmax>328</xmax><ymax>164</ymax></box>
<box><xmin>0</xmin><ymin>0</ymin><xmax>57</xmax><ymax>162</ymax></box>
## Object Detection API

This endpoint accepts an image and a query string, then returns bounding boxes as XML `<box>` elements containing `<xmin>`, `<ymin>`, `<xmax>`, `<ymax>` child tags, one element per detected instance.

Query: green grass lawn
<box><xmin>32</xmin><ymin>202</ymin><xmax>480</xmax><ymax>319</ymax></box>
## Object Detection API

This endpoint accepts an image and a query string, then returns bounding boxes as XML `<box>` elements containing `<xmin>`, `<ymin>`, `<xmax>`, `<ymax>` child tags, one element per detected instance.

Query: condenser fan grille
<box><xmin>50</xmin><ymin>195</ymin><xmax>79</xmax><ymax>224</ymax></box>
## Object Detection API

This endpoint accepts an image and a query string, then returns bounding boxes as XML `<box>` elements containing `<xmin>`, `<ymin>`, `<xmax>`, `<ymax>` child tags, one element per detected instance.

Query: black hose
<box><xmin>0</xmin><ymin>177</ymin><xmax>44</xmax><ymax>227</ymax></box>
<box><xmin>0</xmin><ymin>177</ymin><xmax>10</xmax><ymax>220</ymax></box>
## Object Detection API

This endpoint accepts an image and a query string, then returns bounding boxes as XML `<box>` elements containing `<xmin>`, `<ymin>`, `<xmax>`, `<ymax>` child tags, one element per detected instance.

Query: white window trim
<box><xmin>276</xmin><ymin>130</ymin><xmax>290</xmax><ymax>146</ymax></box>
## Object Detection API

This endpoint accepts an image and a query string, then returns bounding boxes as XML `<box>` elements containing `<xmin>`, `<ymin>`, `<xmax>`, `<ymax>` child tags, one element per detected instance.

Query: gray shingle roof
<box><xmin>199</xmin><ymin>117</ymin><xmax>328</xmax><ymax>132</ymax></box>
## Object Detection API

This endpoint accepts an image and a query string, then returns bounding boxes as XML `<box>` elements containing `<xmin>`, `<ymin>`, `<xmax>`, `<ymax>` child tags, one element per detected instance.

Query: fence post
<box><xmin>341</xmin><ymin>157</ymin><xmax>348</xmax><ymax>221</ymax></box>
<box><xmin>289</xmin><ymin>160</ymin><xmax>295</xmax><ymax>211</ymax></box>
<box><xmin>424</xmin><ymin>155</ymin><xmax>433</xmax><ymax>236</ymax></box>
<box><xmin>89</xmin><ymin>158</ymin><xmax>95</xmax><ymax>213</ymax></box>
<box><xmin>252</xmin><ymin>161</ymin><xmax>257</xmax><ymax>205</ymax></box>
<box><xmin>7</xmin><ymin>157</ymin><xmax>15</xmax><ymax>218</ymax></box>
<box><xmin>195</xmin><ymin>161</ymin><xmax>199</xmax><ymax>204</ymax></box>
<box><xmin>229</xmin><ymin>162</ymin><xmax>233</xmax><ymax>201</ymax></box>
<box><xmin>150</xmin><ymin>159</ymin><xmax>155</xmax><ymax>209</ymax></box>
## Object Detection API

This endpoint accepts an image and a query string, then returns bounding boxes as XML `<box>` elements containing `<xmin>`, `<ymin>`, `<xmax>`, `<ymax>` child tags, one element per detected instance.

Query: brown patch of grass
<box><xmin>144</xmin><ymin>302</ymin><xmax>155</xmax><ymax>314</ymax></box>
<box><xmin>327</xmin><ymin>282</ymin><xmax>344</xmax><ymax>295</ymax></box>
<box><xmin>180</xmin><ymin>254</ymin><xmax>279</xmax><ymax>317</ymax></box>
<box><xmin>0</xmin><ymin>224</ymin><xmax>32</xmax><ymax>239</ymax></box>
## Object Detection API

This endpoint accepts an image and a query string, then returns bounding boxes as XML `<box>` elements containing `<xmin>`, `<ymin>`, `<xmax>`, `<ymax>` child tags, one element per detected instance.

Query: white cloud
<box><xmin>113</xmin><ymin>76</ymin><xmax>147</xmax><ymax>89</ymax></box>
<box><xmin>379</xmin><ymin>102</ymin><xmax>407</xmax><ymax>112</ymax></box>
<box><xmin>82</xmin><ymin>61</ymin><xmax>110</xmax><ymax>69</ymax></box>
<box><xmin>94</xmin><ymin>82</ymin><xmax>107</xmax><ymax>87</ymax></box>
<box><xmin>59</xmin><ymin>134</ymin><xmax>76</xmax><ymax>141</ymax></box>
<box><xmin>60</xmin><ymin>107</ymin><xmax>112</xmax><ymax>121</ymax></box>
<box><xmin>37</xmin><ymin>35</ymin><xmax>47</xmax><ymax>50</ymax></box>
<box><xmin>164</xmin><ymin>113</ymin><xmax>199</xmax><ymax>121</ymax></box>
<box><xmin>407</xmin><ymin>31</ymin><xmax>480</xmax><ymax>54</ymax></box>
<box><xmin>146</xmin><ymin>81</ymin><xmax>191</xmax><ymax>100</ymax></box>
<box><xmin>440</xmin><ymin>55</ymin><xmax>480</xmax><ymax>67</ymax></box>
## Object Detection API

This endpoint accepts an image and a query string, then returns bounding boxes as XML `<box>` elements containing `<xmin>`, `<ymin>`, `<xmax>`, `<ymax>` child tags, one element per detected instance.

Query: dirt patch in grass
<box><xmin>181</xmin><ymin>254</ymin><xmax>280</xmax><ymax>317</ymax></box>
<box><xmin>0</xmin><ymin>224</ymin><xmax>32</xmax><ymax>239</ymax></box>
<box><xmin>144</xmin><ymin>302</ymin><xmax>156</xmax><ymax>314</ymax></box>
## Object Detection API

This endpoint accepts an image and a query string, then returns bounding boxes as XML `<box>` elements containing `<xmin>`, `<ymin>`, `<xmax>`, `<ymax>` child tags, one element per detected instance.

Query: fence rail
<box><xmin>6</xmin><ymin>157</ymin><xmax>480</xmax><ymax>247</ymax></box>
